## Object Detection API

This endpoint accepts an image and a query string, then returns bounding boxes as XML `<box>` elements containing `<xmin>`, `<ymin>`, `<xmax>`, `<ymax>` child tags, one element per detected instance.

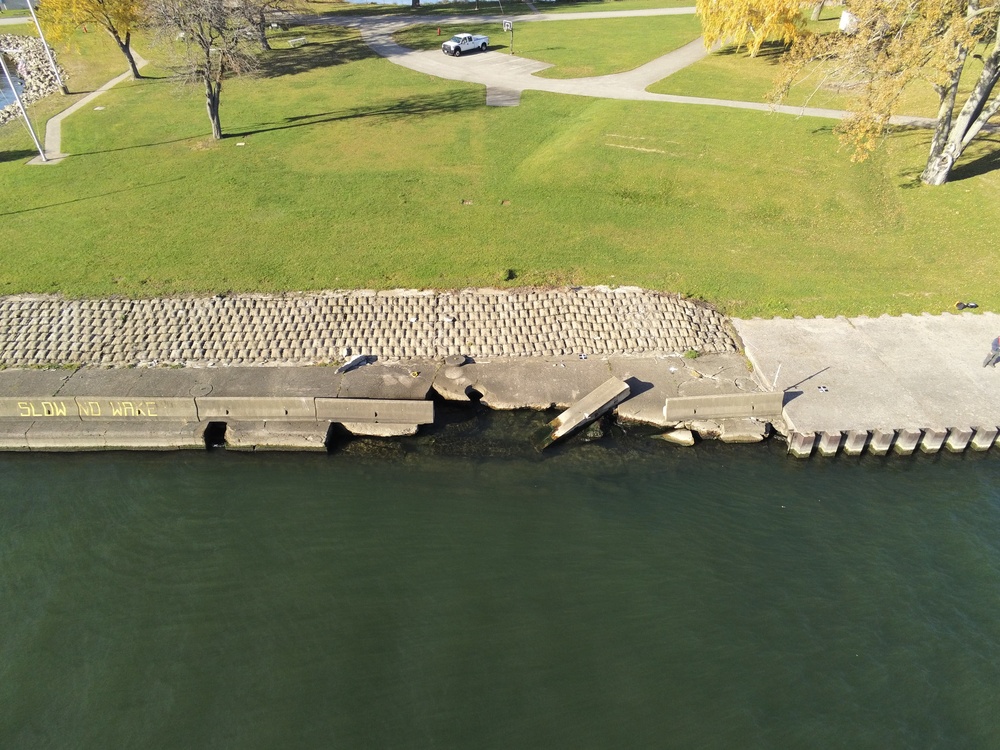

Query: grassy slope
<box><xmin>0</xmin><ymin>25</ymin><xmax>998</xmax><ymax>319</ymax></box>
<box><xmin>395</xmin><ymin>15</ymin><xmax>702</xmax><ymax>77</ymax></box>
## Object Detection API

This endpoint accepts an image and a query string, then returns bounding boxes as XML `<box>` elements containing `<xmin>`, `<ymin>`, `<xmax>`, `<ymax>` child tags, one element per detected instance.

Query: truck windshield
<box><xmin>450</xmin><ymin>36</ymin><xmax>464</xmax><ymax>43</ymax></box>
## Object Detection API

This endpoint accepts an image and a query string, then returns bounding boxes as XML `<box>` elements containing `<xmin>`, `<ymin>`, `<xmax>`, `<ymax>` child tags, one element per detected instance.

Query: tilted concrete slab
<box><xmin>224</xmin><ymin>421</ymin><xmax>328</xmax><ymax>451</ymax></box>
<box><xmin>340</xmin><ymin>422</ymin><xmax>419</xmax><ymax>437</ymax></box>
<box><xmin>734</xmin><ymin>313</ymin><xmax>1000</xmax><ymax>434</ymax></box>
<box><xmin>538</xmin><ymin>376</ymin><xmax>631</xmax><ymax>449</ymax></box>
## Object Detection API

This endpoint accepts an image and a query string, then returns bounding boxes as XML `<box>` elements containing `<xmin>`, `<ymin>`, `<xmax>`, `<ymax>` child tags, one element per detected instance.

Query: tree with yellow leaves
<box><xmin>40</xmin><ymin>0</ymin><xmax>145</xmax><ymax>79</ymax></box>
<box><xmin>696</xmin><ymin>0</ymin><xmax>804</xmax><ymax>57</ymax></box>
<box><xmin>773</xmin><ymin>0</ymin><xmax>1000</xmax><ymax>185</ymax></box>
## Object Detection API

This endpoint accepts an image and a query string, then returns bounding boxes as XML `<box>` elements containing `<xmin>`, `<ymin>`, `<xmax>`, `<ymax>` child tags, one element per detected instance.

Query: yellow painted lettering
<box><xmin>79</xmin><ymin>401</ymin><xmax>102</xmax><ymax>417</ymax></box>
<box><xmin>17</xmin><ymin>402</ymin><xmax>30</xmax><ymax>418</ymax></box>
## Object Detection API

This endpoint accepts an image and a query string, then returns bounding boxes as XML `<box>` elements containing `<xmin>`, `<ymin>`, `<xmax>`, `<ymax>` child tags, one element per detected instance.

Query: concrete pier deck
<box><xmin>734</xmin><ymin>313</ymin><xmax>1000</xmax><ymax>457</ymax></box>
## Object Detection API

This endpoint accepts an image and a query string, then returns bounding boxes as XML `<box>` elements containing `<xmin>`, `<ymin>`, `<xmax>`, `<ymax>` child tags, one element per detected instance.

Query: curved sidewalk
<box><xmin>347</xmin><ymin>8</ymin><xmax>935</xmax><ymax>126</ymax></box>
<box><xmin>29</xmin><ymin>51</ymin><xmax>149</xmax><ymax>165</ymax></box>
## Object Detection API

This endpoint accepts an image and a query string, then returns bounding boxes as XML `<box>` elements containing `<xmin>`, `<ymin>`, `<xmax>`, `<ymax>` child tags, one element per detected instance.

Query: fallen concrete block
<box><xmin>687</xmin><ymin>420</ymin><xmax>722</xmax><ymax>439</ymax></box>
<box><xmin>654</xmin><ymin>428</ymin><xmax>695</xmax><ymax>446</ymax></box>
<box><xmin>225</xmin><ymin>421</ymin><xmax>328</xmax><ymax>451</ymax></box>
<box><xmin>340</xmin><ymin>422</ymin><xmax>419</xmax><ymax>437</ymax></box>
<box><xmin>537</xmin><ymin>376</ymin><xmax>630</xmax><ymax>450</ymax></box>
<box><xmin>718</xmin><ymin>418</ymin><xmax>767</xmax><ymax>444</ymax></box>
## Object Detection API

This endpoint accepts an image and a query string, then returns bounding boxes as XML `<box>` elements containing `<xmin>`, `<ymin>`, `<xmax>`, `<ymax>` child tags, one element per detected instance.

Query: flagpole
<box><xmin>26</xmin><ymin>0</ymin><xmax>68</xmax><ymax>94</ymax></box>
<box><xmin>0</xmin><ymin>53</ymin><xmax>46</xmax><ymax>161</ymax></box>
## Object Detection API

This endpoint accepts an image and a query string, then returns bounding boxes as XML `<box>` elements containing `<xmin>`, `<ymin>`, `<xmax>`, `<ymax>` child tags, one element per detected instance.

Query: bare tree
<box><xmin>233</xmin><ymin>0</ymin><xmax>288</xmax><ymax>51</ymax></box>
<box><xmin>150</xmin><ymin>0</ymin><xmax>257</xmax><ymax>139</ymax></box>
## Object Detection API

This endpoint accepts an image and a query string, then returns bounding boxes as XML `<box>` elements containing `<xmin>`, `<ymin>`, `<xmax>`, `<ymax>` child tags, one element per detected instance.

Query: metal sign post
<box><xmin>26</xmin><ymin>0</ymin><xmax>67</xmax><ymax>94</ymax></box>
<box><xmin>502</xmin><ymin>19</ymin><xmax>513</xmax><ymax>55</ymax></box>
<box><xmin>0</xmin><ymin>53</ymin><xmax>46</xmax><ymax>161</ymax></box>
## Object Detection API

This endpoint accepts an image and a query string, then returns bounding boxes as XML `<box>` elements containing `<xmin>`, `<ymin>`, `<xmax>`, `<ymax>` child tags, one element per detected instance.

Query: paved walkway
<box><xmin>0</xmin><ymin>288</ymin><xmax>737</xmax><ymax>368</ymax></box>
<box><xmin>341</xmin><ymin>7</ymin><xmax>936</xmax><ymax>126</ymax></box>
<box><xmin>28</xmin><ymin>51</ymin><xmax>148</xmax><ymax>165</ymax></box>
<box><xmin>0</xmin><ymin>16</ymin><xmax>30</xmax><ymax>25</ymax></box>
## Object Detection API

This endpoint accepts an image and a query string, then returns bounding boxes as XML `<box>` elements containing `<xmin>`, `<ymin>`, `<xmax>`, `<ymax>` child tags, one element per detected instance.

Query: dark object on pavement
<box><xmin>983</xmin><ymin>336</ymin><xmax>1000</xmax><ymax>367</ymax></box>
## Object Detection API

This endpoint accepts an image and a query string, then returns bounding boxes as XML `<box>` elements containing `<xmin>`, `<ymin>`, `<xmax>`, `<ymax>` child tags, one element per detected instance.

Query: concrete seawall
<box><xmin>0</xmin><ymin>351</ymin><xmax>771</xmax><ymax>451</ymax></box>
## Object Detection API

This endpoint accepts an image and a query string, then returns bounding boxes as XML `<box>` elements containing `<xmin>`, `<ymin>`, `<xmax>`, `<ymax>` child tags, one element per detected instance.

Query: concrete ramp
<box><xmin>536</xmin><ymin>376</ymin><xmax>630</xmax><ymax>450</ymax></box>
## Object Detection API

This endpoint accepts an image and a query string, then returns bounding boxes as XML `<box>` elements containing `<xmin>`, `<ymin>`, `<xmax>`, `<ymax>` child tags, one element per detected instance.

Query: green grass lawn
<box><xmin>395</xmin><ymin>14</ymin><xmax>702</xmax><ymax>77</ymax></box>
<box><xmin>1</xmin><ymin>24</ymin><xmax>999</xmax><ymax>319</ymax></box>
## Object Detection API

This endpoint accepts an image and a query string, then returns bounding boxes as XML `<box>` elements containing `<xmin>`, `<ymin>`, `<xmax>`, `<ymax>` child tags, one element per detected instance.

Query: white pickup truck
<box><xmin>441</xmin><ymin>33</ymin><xmax>489</xmax><ymax>56</ymax></box>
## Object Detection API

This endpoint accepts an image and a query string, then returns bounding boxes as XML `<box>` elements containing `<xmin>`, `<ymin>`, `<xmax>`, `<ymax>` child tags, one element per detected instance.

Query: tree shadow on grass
<box><xmin>68</xmin><ymin>74</ymin><xmax>176</xmax><ymax>95</ymax></box>
<box><xmin>948</xmin><ymin>137</ymin><xmax>1000</xmax><ymax>182</ymax></box>
<box><xmin>68</xmin><ymin>133</ymin><xmax>211</xmax><ymax>158</ymax></box>
<box><xmin>0</xmin><ymin>176</ymin><xmax>185</xmax><ymax>216</ymax></box>
<box><xmin>0</xmin><ymin>149</ymin><xmax>37</xmax><ymax>164</ymax></box>
<box><xmin>258</xmin><ymin>29</ymin><xmax>376</xmax><ymax>78</ymax></box>
<box><xmin>713</xmin><ymin>40</ymin><xmax>789</xmax><ymax>63</ymax></box>
<box><xmin>232</xmin><ymin>89</ymin><xmax>482</xmax><ymax>137</ymax></box>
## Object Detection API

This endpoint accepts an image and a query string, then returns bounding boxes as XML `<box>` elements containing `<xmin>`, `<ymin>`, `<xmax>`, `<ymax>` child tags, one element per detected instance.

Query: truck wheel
<box><xmin>480</xmin><ymin>43</ymin><xmax>487</xmax><ymax>52</ymax></box>
<box><xmin>454</xmin><ymin>47</ymin><xmax>462</xmax><ymax>57</ymax></box>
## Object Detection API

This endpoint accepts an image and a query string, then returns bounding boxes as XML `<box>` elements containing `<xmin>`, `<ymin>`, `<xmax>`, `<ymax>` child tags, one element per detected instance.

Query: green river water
<box><xmin>2</xmin><ymin>408</ymin><xmax>1000</xmax><ymax>749</ymax></box>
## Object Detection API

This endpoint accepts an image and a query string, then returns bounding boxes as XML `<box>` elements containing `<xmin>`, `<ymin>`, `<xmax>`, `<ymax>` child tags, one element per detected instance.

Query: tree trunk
<box><xmin>921</xmin><ymin>46</ymin><xmax>999</xmax><ymax>185</ymax></box>
<box><xmin>205</xmin><ymin>78</ymin><xmax>223</xmax><ymax>140</ymax></box>
<box><xmin>810</xmin><ymin>1</ymin><xmax>825</xmax><ymax>22</ymax></box>
<box><xmin>256</xmin><ymin>10</ymin><xmax>270</xmax><ymax>51</ymax></box>
<box><xmin>109</xmin><ymin>28</ymin><xmax>142</xmax><ymax>79</ymax></box>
